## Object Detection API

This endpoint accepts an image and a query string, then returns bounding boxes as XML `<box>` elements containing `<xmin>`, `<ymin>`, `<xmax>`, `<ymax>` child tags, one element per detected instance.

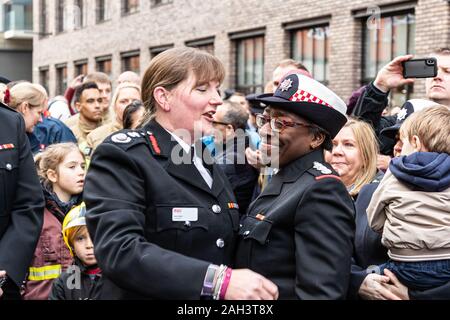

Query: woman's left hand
<box><xmin>377</xmin><ymin>154</ymin><xmax>391</xmax><ymax>172</ymax></box>
<box><xmin>380</xmin><ymin>268</ymin><xmax>410</xmax><ymax>300</ymax></box>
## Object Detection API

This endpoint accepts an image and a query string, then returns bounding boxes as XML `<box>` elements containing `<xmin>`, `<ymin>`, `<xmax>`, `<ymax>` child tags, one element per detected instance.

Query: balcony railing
<box><xmin>3</xmin><ymin>0</ymin><xmax>33</xmax><ymax>39</ymax></box>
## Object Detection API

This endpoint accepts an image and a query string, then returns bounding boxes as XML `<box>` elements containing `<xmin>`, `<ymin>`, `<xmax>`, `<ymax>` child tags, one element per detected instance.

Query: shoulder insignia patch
<box><xmin>111</xmin><ymin>133</ymin><xmax>132</xmax><ymax>144</ymax></box>
<box><xmin>313</xmin><ymin>161</ymin><xmax>332</xmax><ymax>174</ymax></box>
<box><xmin>127</xmin><ymin>132</ymin><xmax>141</xmax><ymax>138</ymax></box>
<box><xmin>105</xmin><ymin>130</ymin><xmax>147</xmax><ymax>150</ymax></box>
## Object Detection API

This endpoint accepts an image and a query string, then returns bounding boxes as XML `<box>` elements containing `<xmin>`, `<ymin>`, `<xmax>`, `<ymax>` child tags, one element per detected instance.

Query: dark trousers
<box><xmin>381</xmin><ymin>259</ymin><xmax>450</xmax><ymax>291</ymax></box>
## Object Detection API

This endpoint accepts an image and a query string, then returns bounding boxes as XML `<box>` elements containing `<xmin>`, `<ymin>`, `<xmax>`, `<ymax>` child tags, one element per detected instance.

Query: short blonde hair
<box><xmin>111</xmin><ymin>82</ymin><xmax>141</xmax><ymax>109</ymax></box>
<box><xmin>400</xmin><ymin>105</ymin><xmax>450</xmax><ymax>154</ymax></box>
<box><xmin>84</xmin><ymin>72</ymin><xmax>111</xmax><ymax>86</ymax></box>
<box><xmin>141</xmin><ymin>47</ymin><xmax>225</xmax><ymax>124</ymax></box>
<box><xmin>343</xmin><ymin>118</ymin><xmax>379</xmax><ymax>196</ymax></box>
<box><xmin>9</xmin><ymin>82</ymin><xmax>47</xmax><ymax>110</ymax></box>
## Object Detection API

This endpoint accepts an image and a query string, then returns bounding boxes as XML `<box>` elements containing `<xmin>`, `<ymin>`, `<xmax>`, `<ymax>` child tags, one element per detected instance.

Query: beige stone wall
<box><xmin>33</xmin><ymin>0</ymin><xmax>450</xmax><ymax>101</ymax></box>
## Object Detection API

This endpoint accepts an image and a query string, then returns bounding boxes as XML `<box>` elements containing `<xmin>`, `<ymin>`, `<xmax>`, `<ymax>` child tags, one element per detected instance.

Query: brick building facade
<box><xmin>33</xmin><ymin>0</ymin><xmax>450</xmax><ymax>104</ymax></box>
<box><xmin>1</xmin><ymin>0</ymin><xmax>33</xmax><ymax>82</ymax></box>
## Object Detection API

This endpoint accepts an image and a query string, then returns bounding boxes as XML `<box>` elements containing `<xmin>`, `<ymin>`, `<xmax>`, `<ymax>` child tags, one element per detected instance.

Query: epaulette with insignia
<box><xmin>307</xmin><ymin>161</ymin><xmax>341</xmax><ymax>181</ymax></box>
<box><xmin>108</xmin><ymin>130</ymin><xmax>146</xmax><ymax>150</ymax></box>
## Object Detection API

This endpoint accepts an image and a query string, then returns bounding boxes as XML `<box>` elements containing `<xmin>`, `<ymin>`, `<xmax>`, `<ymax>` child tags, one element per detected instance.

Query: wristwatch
<box><xmin>201</xmin><ymin>265</ymin><xmax>218</xmax><ymax>296</ymax></box>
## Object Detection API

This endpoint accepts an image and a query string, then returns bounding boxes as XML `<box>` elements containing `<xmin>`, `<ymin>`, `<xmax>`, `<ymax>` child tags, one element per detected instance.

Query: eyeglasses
<box><xmin>256</xmin><ymin>114</ymin><xmax>315</xmax><ymax>133</ymax></box>
<box><xmin>212</xmin><ymin>120</ymin><xmax>233</xmax><ymax>127</ymax></box>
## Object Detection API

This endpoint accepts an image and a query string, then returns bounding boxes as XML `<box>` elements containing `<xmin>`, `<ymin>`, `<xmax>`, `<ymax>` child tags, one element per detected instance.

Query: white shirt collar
<box><xmin>166</xmin><ymin>129</ymin><xmax>191</xmax><ymax>153</ymax></box>
<box><xmin>165</xmin><ymin>129</ymin><xmax>213</xmax><ymax>188</ymax></box>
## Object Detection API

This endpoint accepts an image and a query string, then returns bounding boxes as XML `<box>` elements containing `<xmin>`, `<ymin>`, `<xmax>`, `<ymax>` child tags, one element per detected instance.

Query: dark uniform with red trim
<box><xmin>84</xmin><ymin>119</ymin><xmax>240</xmax><ymax>299</ymax></box>
<box><xmin>0</xmin><ymin>102</ymin><xmax>44</xmax><ymax>299</ymax></box>
<box><xmin>235</xmin><ymin>149</ymin><xmax>355</xmax><ymax>299</ymax></box>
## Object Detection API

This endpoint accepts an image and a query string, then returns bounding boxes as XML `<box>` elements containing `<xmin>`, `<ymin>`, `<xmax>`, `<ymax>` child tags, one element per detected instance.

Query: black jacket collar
<box><xmin>259</xmin><ymin>149</ymin><xmax>326</xmax><ymax>197</ymax></box>
<box><xmin>143</xmin><ymin>120</ymin><xmax>225</xmax><ymax>197</ymax></box>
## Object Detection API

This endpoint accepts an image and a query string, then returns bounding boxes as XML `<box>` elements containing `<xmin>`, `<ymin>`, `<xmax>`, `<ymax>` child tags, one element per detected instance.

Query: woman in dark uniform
<box><xmin>235</xmin><ymin>72</ymin><xmax>355</xmax><ymax>299</ymax></box>
<box><xmin>83</xmin><ymin>48</ymin><xmax>278</xmax><ymax>300</ymax></box>
<box><xmin>0</xmin><ymin>96</ymin><xmax>44</xmax><ymax>300</ymax></box>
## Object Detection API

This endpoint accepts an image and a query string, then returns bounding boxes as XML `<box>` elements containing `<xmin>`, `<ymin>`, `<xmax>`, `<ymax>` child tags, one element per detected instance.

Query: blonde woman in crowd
<box><xmin>8</xmin><ymin>82</ymin><xmax>47</xmax><ymax>134</ymax></box>
<box><xmin>326</xmin><ymin>118</ymin><xmax>381</xmax><ymax>199</ymax></box>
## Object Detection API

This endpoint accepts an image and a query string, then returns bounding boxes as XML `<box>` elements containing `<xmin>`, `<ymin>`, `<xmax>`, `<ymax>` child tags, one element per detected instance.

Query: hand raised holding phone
<box><xmin>373</xmin><ymin>55</ymin><xmax>416</xmax><ymax>93</ymax></box>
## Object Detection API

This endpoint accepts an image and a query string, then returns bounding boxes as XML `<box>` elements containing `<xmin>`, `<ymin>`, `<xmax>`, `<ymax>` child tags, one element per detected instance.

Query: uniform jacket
<box><xmin>49</xmin><ymin>258</ymin><xmax>102</xmax><ymax>300</ymax></box>
<box><xmin>235</xmin><ymin>149</ymin><xmax>355</xmax><ymax>299</ymax></box>
<box><xmin>84</xmin><ymin>120</ymin><xmax>240</xmax><ymax>299</ymax></box>
<box><xmin>368</xmin><ymin>152</ymin><xmax>450</xmax><ymax>262</ymax></box>
<box><xmin>22</xmin><ymin>188</ymin><xmax>79</xmax><ymax>300</ymax></box>
<box><xmin>63</xmin><ymin>113</ymin><xmax>78</xmax><ymax>129</ymax></box>
<box><xmin>0</xmin><ymin>102</ymin><xmax>44</xmax><ymax>289</ymax></box>
<box><xmin>86</xmin><ymin>120</ymin><xmax>122</xmax><ymax>152</ymax></box>
<box><xmin>64</xmin><ymin>114</ymin><xmax>101</xmax><ymax>146</ymax></box>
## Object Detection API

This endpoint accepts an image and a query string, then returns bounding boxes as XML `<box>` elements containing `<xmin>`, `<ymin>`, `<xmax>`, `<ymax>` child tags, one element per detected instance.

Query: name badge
<box><xmin>172</xmin><ymin>208</ymin><xmax>198</xmax><ymax>222</ymax></box>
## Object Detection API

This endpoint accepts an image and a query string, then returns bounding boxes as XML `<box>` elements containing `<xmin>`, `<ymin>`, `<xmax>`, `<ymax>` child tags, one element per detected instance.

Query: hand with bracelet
<box><xmin>202</xmin><ymin>264</ymin><xmax>279</xmax><ymax>300</ymax></box>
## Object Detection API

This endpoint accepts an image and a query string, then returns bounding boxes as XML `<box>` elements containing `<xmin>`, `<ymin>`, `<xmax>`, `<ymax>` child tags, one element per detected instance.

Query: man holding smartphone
<box><xmin>352</xmin><ymin>48</ymin><xmax>450</xmax><ymax>157</ymax></box>
<box><xmin>370</xmin><ymin>50</ymin><xmax>450</xmax><ymax>106</ymax></box>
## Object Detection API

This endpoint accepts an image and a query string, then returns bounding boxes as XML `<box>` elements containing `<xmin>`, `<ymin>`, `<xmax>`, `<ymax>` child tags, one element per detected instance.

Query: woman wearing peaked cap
<box><xmin>235</xmin><ymin>72</ymin><xmax>355</xmax><ymax>299</ymax></box>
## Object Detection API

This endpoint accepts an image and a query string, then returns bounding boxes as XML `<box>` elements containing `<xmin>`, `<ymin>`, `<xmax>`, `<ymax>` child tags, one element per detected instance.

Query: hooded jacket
<box><xmin>29</xmin><ymin>115</ymin><xmax>78</xmax><ymax>154</ymax></box>
<box><xmin>22</xmin><ymin>186</ymin><xmax>81</xmax><ymax>300</ymax></box>
<box><xmin>367</xmin><ymin>152</ymin><xmax>450</xmax><ymax>262</ymax></box>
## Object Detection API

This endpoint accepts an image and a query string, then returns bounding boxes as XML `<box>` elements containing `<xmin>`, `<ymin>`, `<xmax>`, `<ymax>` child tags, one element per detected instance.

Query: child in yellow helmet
<box><xmin>49</xmin><ymin>203</ymin><xmax>102</xmax><ymax>300</ymax></box>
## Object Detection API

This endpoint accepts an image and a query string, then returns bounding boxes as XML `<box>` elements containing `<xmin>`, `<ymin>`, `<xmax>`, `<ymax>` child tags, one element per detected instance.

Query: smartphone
<box><xmin>402</xmin><ymin>58</ymin><xmax>437</xmax><ymax>78</ymax></box>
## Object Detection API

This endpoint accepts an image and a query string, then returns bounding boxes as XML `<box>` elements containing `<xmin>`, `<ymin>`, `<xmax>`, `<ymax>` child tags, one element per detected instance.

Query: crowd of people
<box><xmin>0</xmin><ymin>46</ymin><xmax>449</xmax><ymax>300</ymax></box>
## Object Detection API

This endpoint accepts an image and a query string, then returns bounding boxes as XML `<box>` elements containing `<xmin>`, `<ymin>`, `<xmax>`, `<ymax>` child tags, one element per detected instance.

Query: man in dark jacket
<box><xmin>0</xmin><ymin>101</ymin><xmax>45</xmax><ymax>299</ymax></box>
<box><xmin>212</xmin><ymin>101</ymin><xmax>258</xmax><ymax>215</ymax></box>
<box><xmin>352</xmin><ymin>48</ymin><xmax>450</xmax><ymax>155</ymax></box>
